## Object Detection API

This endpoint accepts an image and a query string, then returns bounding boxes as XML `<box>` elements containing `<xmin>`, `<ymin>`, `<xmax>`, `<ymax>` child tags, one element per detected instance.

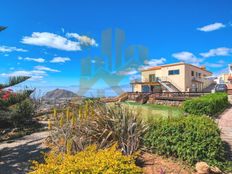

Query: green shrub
<box><xmin>12</xmin><ymin>98</ymin><xmax>36</xmax><ymax>127</ymax></box>
<box><xmin>143</xmin><ymin>115</ymin><xmax>226</xmax><ymax>166</ymax></box>
<box><xmin>29</xmin><ymin>144</ymin><xmax>142</xmax><ymax>174</ymax></box>
<box><xmin>182</xmin><ymin>93</ymin><xmax>229</xmax><ymax>117</ymax></box>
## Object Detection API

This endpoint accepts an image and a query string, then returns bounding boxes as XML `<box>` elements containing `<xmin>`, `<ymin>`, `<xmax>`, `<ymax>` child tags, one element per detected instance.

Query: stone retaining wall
<box><xmin>148</xmin><ymin>99</ymin><xmax>182</xmax><ymax>106</ymax></box>
<box><xmin>127</xmin><ymin>93</ymin><xmax>141</xmax><ymax>101</ymax></box>
<box><xmin>128</xmin><ymin>92</ymin><xmax>184</xmax><ymax>106</ymax></box>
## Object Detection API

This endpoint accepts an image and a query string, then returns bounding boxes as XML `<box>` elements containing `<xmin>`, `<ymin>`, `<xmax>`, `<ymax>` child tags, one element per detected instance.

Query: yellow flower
<box><xmin>59</xmin><ymin>117</ymin><xmax>64</xmax><ymax>127</ymax></box>
<box><xmin>66</xmin><ymin>139</ymin><xmax>72</xmax><ymax>154</ymax></box>
<box><xmin>78</xmin><ymin>106</ymin><xmax>82</xmax><ymax>119</ymax></box>
<box><xmin>48</xmin><ymin>119</ymin><xmax>52</xmax><ymax>130</ymax></box>
<box><xmin>29</xmin><ymin>145</ymin><xmax>142</xmax><ymax>174</ymax></box>
<box><xmin>53</xmin><ymin>108</ymin><xmax>57</xmax><ymax>118</ymax></box>
<box><xmin>71</xmin><ymin>114</ymin><xmax>76</xmax><ymax>126</ymax></box>
<box><xmin>66</xmin><ymin>107</ymin><xmax>70</xmax><ymax>120</ymax></box>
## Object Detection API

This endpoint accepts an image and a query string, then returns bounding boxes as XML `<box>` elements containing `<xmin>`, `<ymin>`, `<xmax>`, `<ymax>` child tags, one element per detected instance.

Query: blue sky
<box><xmin>1</xmin><ymin>0</ymin><xmax>232</xmax><ymax>95</ymax></box>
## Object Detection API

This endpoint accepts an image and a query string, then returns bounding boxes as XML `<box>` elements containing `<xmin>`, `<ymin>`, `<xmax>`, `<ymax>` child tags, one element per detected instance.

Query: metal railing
<box><xmin>128</xmin><ymin>91</ymin><xmax>209</xmax><ymax>101</ymax></box>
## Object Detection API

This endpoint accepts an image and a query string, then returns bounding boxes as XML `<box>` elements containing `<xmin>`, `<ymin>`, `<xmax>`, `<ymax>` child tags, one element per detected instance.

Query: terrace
<box><xmin>126</xmin><ymin>91</ymin><xmax>209</xmax><ymax>106</ymax></box>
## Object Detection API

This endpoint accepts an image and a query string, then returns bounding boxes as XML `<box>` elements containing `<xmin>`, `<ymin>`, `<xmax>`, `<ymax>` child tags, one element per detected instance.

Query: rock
<box><xmin>210</xmin><ymin>166</ymin><xmax>222</xmax><ymax>174</ymax></box>
<box><xmin>195</xmin><ymin>162</ymin><xmax>210</xmax><ymax>174</ymax></box>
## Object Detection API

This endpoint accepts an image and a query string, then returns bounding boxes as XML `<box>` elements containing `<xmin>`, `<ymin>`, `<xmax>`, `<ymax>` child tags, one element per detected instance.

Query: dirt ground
<box><xmin>142</xmin><ymin>153</ymin><xmax>195</xmax><ymax>174</ymax></box>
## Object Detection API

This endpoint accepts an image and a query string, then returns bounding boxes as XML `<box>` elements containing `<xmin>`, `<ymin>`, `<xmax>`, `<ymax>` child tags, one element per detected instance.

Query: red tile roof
<box><xmin>141</xmin><ymin>62</ymin><xmax>212</xmax><ymax>74</ymax></box>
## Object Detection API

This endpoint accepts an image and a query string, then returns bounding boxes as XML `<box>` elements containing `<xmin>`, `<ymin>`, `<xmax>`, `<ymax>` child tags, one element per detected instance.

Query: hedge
<box><xmin>182</xmin><ymin>93</ymin><xmax>229</xmax><ymax>117</ymax></box>
<box><xmin>143</xmin><ymin>115</ymin><xmax>226</xmax><ymax>166</ymax></box>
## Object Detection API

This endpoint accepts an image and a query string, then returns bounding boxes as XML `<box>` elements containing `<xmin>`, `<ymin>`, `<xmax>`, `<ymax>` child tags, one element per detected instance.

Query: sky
<box><xmin>1</xmin><ymin>0</ymin><xmax>232</xmax><ymax>96</ymax></box>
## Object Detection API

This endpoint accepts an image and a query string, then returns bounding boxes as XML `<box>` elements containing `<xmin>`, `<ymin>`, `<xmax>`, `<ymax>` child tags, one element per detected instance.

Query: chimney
<box><xmin>200</xmin><ymin>66</ymin><xmax>206</xmax><ymax>70</ymax></box>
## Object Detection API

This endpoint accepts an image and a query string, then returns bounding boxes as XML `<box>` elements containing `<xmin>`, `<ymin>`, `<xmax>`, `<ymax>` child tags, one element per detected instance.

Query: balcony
<box><xmin>130</xmin><ymin>78</ymin><xmax>160</xmax><ymax>85</ymax></box>
<box><xmin>192</xmin><ymin>77</ymin><xmax>204</xmax><ymax>83</ymax></box>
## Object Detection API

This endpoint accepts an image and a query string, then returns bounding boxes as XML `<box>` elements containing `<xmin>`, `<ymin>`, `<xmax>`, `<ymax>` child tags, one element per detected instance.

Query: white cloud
<box><xmin>1</xmin><ymin>65</ymin><xmax>60</xmax><ymax>81</ymax></box>
<box><xmin>18</xmin><ymin>56</ymin><xmax>45</xmax><ymax>63</ymax></box>
<box><xmin>205</xmin><ymin>60</ymin><xmax>225</xmax><ymax>68</ymax></box>
<box><xmin>117</xmin><ymin>68</ymin><xmax>138</xmax><ymax>76</ymax></box>
<box><xmin>197</xmin><ymin>22</ymin><xmax>225</xmax><ymax>32</ymax></box>
<box><xmin>139</xmin><ymin>57</ymin><xmax>166</xmax><ymax>70</ymax></box>
<box><xmin>200</xmin><ymin>47</ymin><xmax>232</xmax><ymax>58</ymax></box>
<box><xmin>34</xmin><ymin>65</ymin><xmax>60</xmax><ymax>72</ymax></box>
<box><xmin>50</xmin><ymin>57</ymin><xmax>71</xmax><ymax>63</ymax></box>
<box><xmin>21</xmin><ymin>32</ymin><xmax>81</xmax><ymax>51</ymax></box>
<box><xmin>66</xmin><ymin>33</ymin><xmax>98</xmax><ymax>47</ymax></box>
<box><xmin>172</xmin><ymin>51</ymin><xmax>203</xmax><ymax>65</ymax></box>
<box><xmin>0</xmin><ymin>45</ymin><xmax>27</xmax><ymax>53</ymax></box>
<box><xmin>0</xmin><ymin>70</ymin><xmax>46</xmax><ymax>81</ymax></box>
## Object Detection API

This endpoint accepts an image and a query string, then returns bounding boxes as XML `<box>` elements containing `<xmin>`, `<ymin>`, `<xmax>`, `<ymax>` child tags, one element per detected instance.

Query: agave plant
<box><xmin>91</xmin><ymin>103</ymin><xmax>148</xmax><ymax>155</ymax></box>
<box><xmin>48</xmin><ymin>100</ymin><xmax>148</xmax><ymax>155</ymax></box>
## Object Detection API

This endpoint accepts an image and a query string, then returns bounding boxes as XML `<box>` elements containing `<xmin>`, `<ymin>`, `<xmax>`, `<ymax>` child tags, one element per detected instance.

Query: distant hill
<box><xmin>42</xmin><ymin>89</ymin><xmax>78</xmax><ymax>100</ymax></box>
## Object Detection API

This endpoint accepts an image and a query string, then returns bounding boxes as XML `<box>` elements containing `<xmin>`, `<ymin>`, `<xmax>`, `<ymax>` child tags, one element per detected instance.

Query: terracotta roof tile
<box><xmin>141</xmin><ymin>66</ymin><xmax>161</xmax><ymax>72</ymax></box>
<box><xmin>140</xmin><ymin>62</ymin><xmax>212</xmax><ymax>74</ymax></box>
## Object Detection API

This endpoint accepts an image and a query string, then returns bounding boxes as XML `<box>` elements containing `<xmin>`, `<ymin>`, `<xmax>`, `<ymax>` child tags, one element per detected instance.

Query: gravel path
<box><xmin>218</xmin><ymin>95</ymin><xmax>232</xmax><ymax>160</ymax></box>
<box><xmin>0</xmin><ymin>131</ymin><xmax>49</xmax><ymax>174</ymax></box>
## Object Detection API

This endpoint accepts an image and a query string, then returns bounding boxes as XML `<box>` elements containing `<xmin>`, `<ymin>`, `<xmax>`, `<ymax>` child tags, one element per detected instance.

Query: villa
<box><xmin>131</xmin><ymin>62</ymin><xmax>213</xmax><ymax>93</ymax></box>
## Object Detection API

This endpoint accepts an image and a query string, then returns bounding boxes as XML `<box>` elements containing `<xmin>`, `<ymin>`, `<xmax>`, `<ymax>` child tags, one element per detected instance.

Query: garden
<box><xmin>27</xmin><ymin>92</ymin><xmax>232</xmax><ymax>173</ymax></box>
<box><xmin>0</xmin><ymin>76</ymin><xmax>45</xmax><ymax>142</ymax></box>
<box><xmin>0</xmin><ymin>66</ymin><xmax>231</xmax><ymax>173</ymax></box>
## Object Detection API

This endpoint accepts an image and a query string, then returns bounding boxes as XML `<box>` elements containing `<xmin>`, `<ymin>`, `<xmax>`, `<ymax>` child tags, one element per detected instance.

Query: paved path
<box><xmin>218</xmin><ymin>95</ymin><xmax>232</xmax><ymax>160</ymax></box>
<box><xmin>0</xmin><ymin>131</ymin><xmax>49</xmax><ymax>174</ymax></box>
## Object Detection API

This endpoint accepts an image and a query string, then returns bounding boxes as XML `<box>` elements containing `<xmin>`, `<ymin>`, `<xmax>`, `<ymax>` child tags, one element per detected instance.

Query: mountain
<box><xmin>42</xmin><ymin>88</ymin><xmax>78</xmax><ymax>100</ymax></box>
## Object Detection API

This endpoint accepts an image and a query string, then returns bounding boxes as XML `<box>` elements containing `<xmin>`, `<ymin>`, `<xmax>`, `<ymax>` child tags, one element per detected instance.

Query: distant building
<box><xmin>216</xmin><ymin>64</ymin><xmax>232</xmax><ymax>84</ymax></box>
<box><xmin>131</xmin><ymin>62</ymin><xmax>213</xmax><ymax>92</ymax></box>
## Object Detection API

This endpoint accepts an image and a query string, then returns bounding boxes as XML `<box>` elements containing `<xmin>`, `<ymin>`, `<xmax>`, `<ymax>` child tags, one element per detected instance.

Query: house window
<box><xmin>199</xmin><ymin>73</ymin><xmax>201</xmax><ymax>78</ymax></box>
<box><xmin>168</xmin><ymin>69</ymin><xmax>180</xmax><ymax>75</ymax></box>
<box><xmin>142</xmin><ymin>85</ymin><xmax>150</xmax><ymax>92</ymax></box>
<box><xmin>191</xmin><ymin>71</ymin><xmax>194</xmax><ymax>76</ymax></box>
<box><xmin>149</xmin><ymin>74</ymin><xmax>156</xmax><ymax>82</ymax></box>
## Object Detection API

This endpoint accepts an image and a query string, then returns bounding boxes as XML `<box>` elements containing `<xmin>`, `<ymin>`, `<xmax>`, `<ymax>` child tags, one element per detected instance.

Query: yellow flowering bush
<box><xmin>28</xmin><ymin>144</ymin><xmax>142</xmax><ymax>174</ymax></box>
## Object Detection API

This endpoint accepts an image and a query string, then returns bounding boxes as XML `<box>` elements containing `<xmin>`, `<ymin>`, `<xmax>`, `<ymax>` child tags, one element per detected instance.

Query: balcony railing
<box><xmin>130</xmin><ymin>77</ymin><xmax>159</xmax><ymax>84</ymax></box>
